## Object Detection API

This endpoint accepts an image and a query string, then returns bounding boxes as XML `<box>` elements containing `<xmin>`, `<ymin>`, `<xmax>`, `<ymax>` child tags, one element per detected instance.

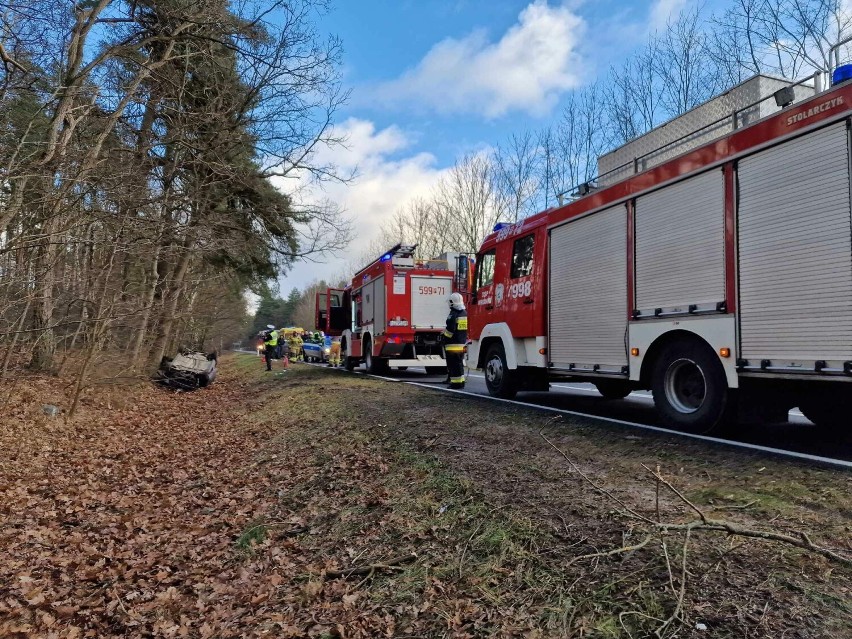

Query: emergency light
<box><xmin>833</xmin><ymin>63</ymin><xmax>852</xmax><ymax>85</ymax></box>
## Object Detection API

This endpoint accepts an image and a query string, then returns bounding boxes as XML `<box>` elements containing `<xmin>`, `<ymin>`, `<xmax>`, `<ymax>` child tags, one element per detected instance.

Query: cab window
<box><xmin>476</xmin><ymin>249</ymin><xmax>496</xmax><ymax>288</ymax></box>
<box><xmin>511</xmin><ymin>234</ymin><xmax>535</xmax><ymax>279</ymax></box>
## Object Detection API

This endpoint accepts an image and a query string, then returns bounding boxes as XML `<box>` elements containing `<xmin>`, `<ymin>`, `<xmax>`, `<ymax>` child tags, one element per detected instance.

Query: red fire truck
<box><xmin>316</xmin><ymin>245</ymin><xmax>470</xmax><ymax>373</ymax></box>
<box><xmin>468</xmin><ymin>61</ymin><xmax>852</xmax><ymax>434</ymax></box>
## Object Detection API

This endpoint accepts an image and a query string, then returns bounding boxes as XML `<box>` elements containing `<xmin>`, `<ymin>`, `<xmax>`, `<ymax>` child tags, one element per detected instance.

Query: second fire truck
<box><xmin>316</xmin><ymin>245</ymin><xmax>470</xmax><ymax>373</ymax></box>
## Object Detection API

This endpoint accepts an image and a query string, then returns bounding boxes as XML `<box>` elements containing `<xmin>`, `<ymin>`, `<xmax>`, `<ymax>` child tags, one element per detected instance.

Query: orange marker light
<box><xmin>719</xmin><ymin>348</ymin><xmax>731</xmax><ymax>358</ymax></box>
<box><xmin>538</xmin><ymin>347</ymin><xmax>547</xmax><ymax>355</ymax></box>
<box><xmin>630</xmin><ymin>347</ymin><xmax>640</xmax><ymax>357</ymax></box>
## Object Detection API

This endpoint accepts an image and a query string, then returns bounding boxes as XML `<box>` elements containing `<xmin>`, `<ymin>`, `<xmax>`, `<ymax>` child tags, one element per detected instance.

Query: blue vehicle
<box><xmin>302</xmin><ymin>335</ymin><xmax>331</xmax><ymax>363</ymax></box>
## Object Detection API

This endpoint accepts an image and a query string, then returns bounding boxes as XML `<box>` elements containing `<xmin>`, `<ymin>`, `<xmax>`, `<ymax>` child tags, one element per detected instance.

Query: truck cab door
<box><xmin>470</xmin><ymin>248</ymin><xmax>497</xmax><ymax>336</ymax></box>
<box><xmin>502</xmin><ymin>232</ymin><xmax>539</xmax><ymax>337</ymax></box>
<box><xmin>327</xmin><ymin>288</ymin><xmax>347</xmax><ymax>336</ymax></box>
<box><xmin>315</xmin><ymin>291</ymin><xmax>328</xmax><ymax>331</ymax></box>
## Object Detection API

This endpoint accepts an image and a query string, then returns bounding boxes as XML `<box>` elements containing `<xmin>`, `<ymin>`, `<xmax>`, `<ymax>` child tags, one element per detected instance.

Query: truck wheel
<box><xmin>341</xmin><ymin>339</ymin><xmax>356</xmax><ymax>371</ymax></box>
<box><xmin>484</xmin><ymin>343</ymin><xmax>518</xmax><ymax>399</ymax></box>
<box><xmin>364</xmin><ymin>338</ymin><xmax>388</xmax><ymax>374</ymax></box>
<box><xmin>651</xmin><ymin>337</ymin><xmax>733</xmax><ymax>433</ymax></box>
<box><xmin>595</xmin><ymin>380</ymin><xmax>631</xmax><ymax>400</ymax></box>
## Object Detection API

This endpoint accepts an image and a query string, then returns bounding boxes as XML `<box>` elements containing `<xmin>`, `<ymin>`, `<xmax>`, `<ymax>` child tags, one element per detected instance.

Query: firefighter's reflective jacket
<box><xmin>442</xmin><ymin>308</ymin><xmax>468</xmax><ymax>353</ymax></box>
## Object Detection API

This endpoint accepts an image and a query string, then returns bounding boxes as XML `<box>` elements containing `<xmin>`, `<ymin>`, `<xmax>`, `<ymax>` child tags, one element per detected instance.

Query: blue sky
<box><xmin>279</xmin><ymin>0</ymin><xmax>699</xmax><ymax>292</ymax></box>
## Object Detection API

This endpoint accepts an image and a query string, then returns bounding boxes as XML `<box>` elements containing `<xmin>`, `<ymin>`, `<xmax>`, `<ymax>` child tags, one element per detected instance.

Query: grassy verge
<box><xmin>230</xmin><ymin>355</ymin><xmax>851</xmax><ymax>638</ymax></box>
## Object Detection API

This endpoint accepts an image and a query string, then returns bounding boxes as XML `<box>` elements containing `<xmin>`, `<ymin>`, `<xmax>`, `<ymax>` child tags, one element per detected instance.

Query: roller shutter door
<box><xmin>373</xmin><ymin>276</ymin><xmax>386</xmax><ymax>334</ymax></box>
<box><xmin>635</xmin><ymin>169</ymin><xmax>725</xmax><ymax>311</ymax></box>
<box><xmin>361</xmin><ymin>281</ymin><xmax>375</xmax><ymax>325</ymax></box>
<box><xmin>738</xmin><ymin>121</ymin><xmax>852</xmax><ymax>363</ymax></box>
<box><xmin>411</xmin><ymin>276</ymin><xmax>452</xmax><ymax>329</ymax></box>
<box><xmin>549</xmin><ymin>206</ymin><xmax>627</xmax><ymax>370</ymax></box>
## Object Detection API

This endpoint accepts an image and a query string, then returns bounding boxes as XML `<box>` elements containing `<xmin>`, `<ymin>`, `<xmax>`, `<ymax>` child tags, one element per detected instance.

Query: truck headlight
<box><xmin>324</xmin><ymin>348</ymin><xmax>330</xmax><ymax>354</ymax></box>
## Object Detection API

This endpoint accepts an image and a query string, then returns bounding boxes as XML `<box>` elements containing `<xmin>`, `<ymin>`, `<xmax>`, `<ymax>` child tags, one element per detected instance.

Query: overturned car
<box><xmin>156</xmin><ymin>351</ymin><xmax>218</xmax><ymax>390</ymax></box>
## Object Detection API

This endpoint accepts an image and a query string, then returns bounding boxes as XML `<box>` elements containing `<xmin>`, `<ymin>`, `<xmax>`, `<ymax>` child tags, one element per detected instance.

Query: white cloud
<box><xmin>375</xmin><ymin>1</ymin><xmax>586</xmax><ymax>118</ymax></box>
<box><xmin>274</xmin><ymin>118</ymin><xmax>449</xmax><ymax>290</ymax></box>
<box><xmin>649</xmin><ymin>0</ymin><xmax>688</xmax><ymax>30</ymax></box>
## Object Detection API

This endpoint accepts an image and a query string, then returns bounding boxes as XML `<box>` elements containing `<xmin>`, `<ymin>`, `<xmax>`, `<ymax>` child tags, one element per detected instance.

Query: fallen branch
<box><xmin>325</xmin><ymin>553</ymin><xmax>417</xmax><ymax>579</ymax></box>
<box><xmin>539</xmin><ymin>421</ymin><xmax>655</xmax><ymax>525</ymax></box>
<box><xmin>642</xmin><ymin>465</ymin><xmax>852</xmax><ymax>568</ymax></box>
<box><xmin>539</xmin><ymin>425</ymin><xmax>852</xmax><ymax>568</ymax></box>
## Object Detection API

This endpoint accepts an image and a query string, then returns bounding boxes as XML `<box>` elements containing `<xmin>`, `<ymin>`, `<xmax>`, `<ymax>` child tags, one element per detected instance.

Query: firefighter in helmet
<box><xmin>262</xmin><ymin>325</ymin><xmax>279</xmax><ymax>372</ymax></box>
<box><xmin>441</xmin><ymin>292</ymin><xmax>468</xmax><ymax>389</ymax></box>
<box><xmin>289</xmin><ymin>330</ymin><xmax>304</xmax><ymax>362</ymax></box>
<box><xmin>328</xmin><ymin>338</ymin><xmax>342</xmax><ymax>367</ymax></box>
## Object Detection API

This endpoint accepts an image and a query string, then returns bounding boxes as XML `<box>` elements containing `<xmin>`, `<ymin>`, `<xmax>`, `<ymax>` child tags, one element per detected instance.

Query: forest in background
<box><xmin>0</xmin><ymin>0</ymin><xmax>351</xmax><ymax>383</ymax></box>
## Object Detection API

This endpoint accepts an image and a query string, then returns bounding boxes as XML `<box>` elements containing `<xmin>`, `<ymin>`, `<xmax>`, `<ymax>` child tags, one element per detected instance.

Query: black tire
<box><xmin>425</xmin><ymin>366</ymin><xmax>446</xmax><ymax>375</ymax></box>
<box><xmin>341</xmin><ymin>339</ymin><xmax>356</xmax><ymax>371</ymax></box>
<box><xmin>651</xmin><ymin>337</ymin><xmax>733</xmax><ymax>434</ymax></box>
<box><xmin>364</xmin><ymin>338</ymin><xmax>389</xmax><ymax>374</ymax></box>
<box><xmin>484</xmin><ymin>343</ymin><xmax>518</xmax><ymax>399</ymax></box>
<box><xmin>595</xmin><ymin>380</ymin><xmax>631</xmax><ymax>400</ymax></box>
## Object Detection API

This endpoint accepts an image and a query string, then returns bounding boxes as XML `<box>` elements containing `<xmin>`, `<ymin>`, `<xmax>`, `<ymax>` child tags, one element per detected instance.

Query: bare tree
<box><xmin>434</xmin><ymin>153</ymin><xmax>502</xmax><ymax>254</ymax></box>
<box><xmin>655</xmin><ymin>5</ymin><xmax>723</xmax><ymax>115</ymax></box>
<box><xmin>605</xmin><ymin>39</ymin><xmax>661</xmax><ymax>145</ymax></box>
<box><xmin>492</xmin><ymin>131</ymin><xmax>540</xmax><ymax>222</ymax></box>
<box><xmin>0</xmin><ymin>0</ymin><xmax>352</xmax><ymax>382</ymax></box>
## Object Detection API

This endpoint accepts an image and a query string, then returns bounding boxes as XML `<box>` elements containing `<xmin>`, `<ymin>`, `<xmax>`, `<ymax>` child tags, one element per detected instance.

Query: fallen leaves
<box><xmin>1</xmin><ymin>357</ymin><xmax>850</xmax><ymax>638</ymax></box>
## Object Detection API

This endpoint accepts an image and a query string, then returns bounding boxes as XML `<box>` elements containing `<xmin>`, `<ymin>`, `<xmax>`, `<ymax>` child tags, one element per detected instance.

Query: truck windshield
<box><xmin>476</xmin><ymin>249</ymin><xmax>496</xmax><ymax>288</ymax></box>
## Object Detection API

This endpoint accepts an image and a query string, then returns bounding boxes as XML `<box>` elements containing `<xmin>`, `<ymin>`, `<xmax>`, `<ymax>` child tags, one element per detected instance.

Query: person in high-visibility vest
<box><xmin>289</xmin><ymin>333</ymin><xmax>304</xmax><ymax>362</ymax></box>
<box><xmin>441</xmin><ymin>293</ymin><xmax>468</xmax><ymax>389</ymax></box>
<box><xmin>263</xmin><ymin>324</ymin><xmax>279</xmax><ymax>372</ymax></box>
<box><xmin>328</xmin><ymin>339</ymin><xmax>341</xmax><ymax>367</ymax></box>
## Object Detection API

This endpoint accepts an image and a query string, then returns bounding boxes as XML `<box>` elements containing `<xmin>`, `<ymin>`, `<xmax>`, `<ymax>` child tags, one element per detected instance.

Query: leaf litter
<box><xmin>0</xmin><ymin>354</ymin><xmax>850</xmax><ymax>638</ymax></box>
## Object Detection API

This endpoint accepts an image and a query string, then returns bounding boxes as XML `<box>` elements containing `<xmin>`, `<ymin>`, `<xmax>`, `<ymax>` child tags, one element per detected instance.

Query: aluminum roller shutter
<box><xmin>549</xmin><ymin>206</ymin><xmax>628</xmax><ymax>369</ymax></box>
<box><xmin>635</xmin><ymin>169</ymin><xmax>725</xmax><ymax>310</ymax></box>
<box><xmin>373</xmin><ymin>276</ymin><xmax>386</xmax><ymax>334</ymax></box>
<box><xmin>411</xmin><ymin>276</ymin><xmax>452</xmax><ymax>329</ymax></box>
<box><xmin>738</xmin><ymin>121</ymin><xmax>852</xmax><ymax>363</ymax></box>
<box><xmin>361</xmin><ymin>281</ymin><xmax>375</xmax><ymax>325</ymax></box>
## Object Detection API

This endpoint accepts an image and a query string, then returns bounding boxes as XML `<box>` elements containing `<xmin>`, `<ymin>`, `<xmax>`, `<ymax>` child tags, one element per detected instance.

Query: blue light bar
<box><xmin>492</xmin><ymin>222</ymin><xmax>510</xmax><ymax>232</ymax></box>
<box><xmin>380</xmin><ymin>253</ymin><xmax>392</xmax><ymax>261</ymax></box>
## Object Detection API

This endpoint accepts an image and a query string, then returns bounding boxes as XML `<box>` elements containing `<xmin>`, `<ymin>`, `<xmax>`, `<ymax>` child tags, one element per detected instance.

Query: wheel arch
<box><xmin>639</xmin><ymin>329</ymin><xmax>716</xmax><ymax>387</ymax></box>
<box><xmin>473</xmin><ymin>323</ymin><xmax>519</xmax><ymax>370</ymax></box>
<box><xmin>633</xmin><ymin>318</ymin><xmax>739</xmax><ymax>389</ymax></box>
<box><xmin>476</xmin><ymin>336</ymin><xmax>503</xmax><ymax>369</ymax></box>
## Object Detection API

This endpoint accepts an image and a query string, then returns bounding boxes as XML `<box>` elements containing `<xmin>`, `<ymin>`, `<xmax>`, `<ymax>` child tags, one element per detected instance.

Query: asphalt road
<box><xmin>346</xmin><ymin>363</ymin><xmax>852</xmax><ymax>464</ymax></box>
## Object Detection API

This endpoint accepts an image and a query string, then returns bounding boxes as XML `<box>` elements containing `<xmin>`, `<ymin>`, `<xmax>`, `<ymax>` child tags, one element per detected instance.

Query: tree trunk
<box><xmin>149</xmin><ymin>248</ymin><xmax>192</xmax><ymax>369</ymax></box>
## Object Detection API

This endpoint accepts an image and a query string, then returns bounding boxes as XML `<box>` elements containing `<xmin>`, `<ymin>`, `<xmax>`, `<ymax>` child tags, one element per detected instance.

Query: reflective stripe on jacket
<box><xmin>443</xmin><ymin>308</ymin><xmax>468</xmax><ymax>348</ymax></box>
